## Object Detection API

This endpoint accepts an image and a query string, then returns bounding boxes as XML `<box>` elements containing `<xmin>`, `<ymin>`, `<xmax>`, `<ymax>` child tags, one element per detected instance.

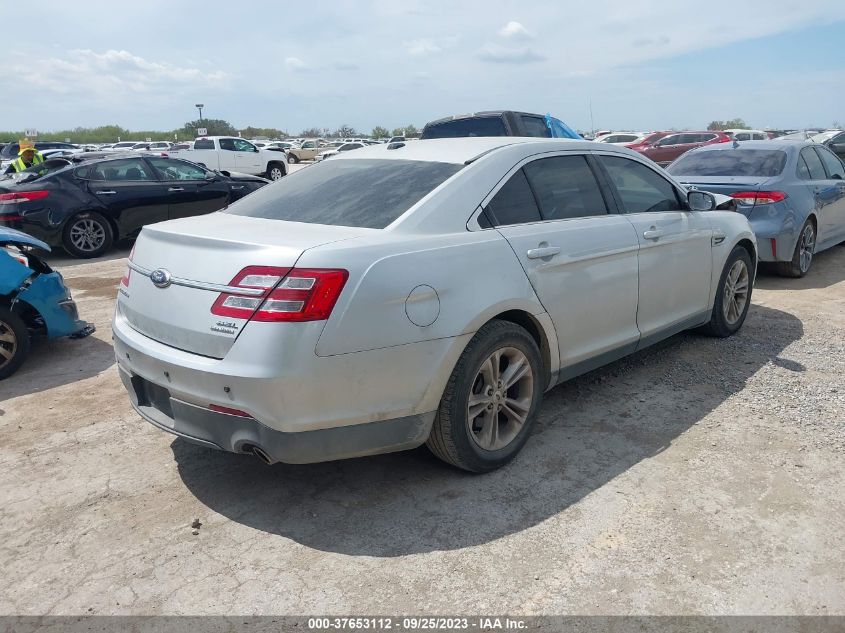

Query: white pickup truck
<box><xmin>169</xmin><ymin>136</ymin><xmax>288</xmax><ymax>181</ymax></box>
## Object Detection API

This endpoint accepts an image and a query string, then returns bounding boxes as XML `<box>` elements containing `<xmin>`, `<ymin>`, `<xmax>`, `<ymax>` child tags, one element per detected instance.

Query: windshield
<box><xmin>0</xmin><ymin>158</ymin><xmax>71</xmax><ymax>183</ymax></box>
<box><xmin>225</xmin><ymin>159</ymin><xmax>463</xmax><ymax>229</ymax></box>
<box><xmin>811</xmin><ymin>131</ymin><xmax>842</xmax><ymax>143</ymax></box>
<box><xmin>667</xmin><ymin>149</ymin><xmax>787</xmax><ymax>177</ymax></box>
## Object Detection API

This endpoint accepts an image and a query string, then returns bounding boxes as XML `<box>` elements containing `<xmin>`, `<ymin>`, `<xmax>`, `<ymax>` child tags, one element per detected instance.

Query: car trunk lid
<box><xmin>119</xmin><ymin>213</ymin><xmax>365</xmax><ymax>358</ymax></box>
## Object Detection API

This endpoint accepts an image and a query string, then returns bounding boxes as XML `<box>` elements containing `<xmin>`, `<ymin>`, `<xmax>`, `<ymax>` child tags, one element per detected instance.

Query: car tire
<box><xmin>62</xmin><ymin>211</ymin><xmax>114</xmax><ymax>259</ymax></box>
<box><xmin>777</xmin><ymin>219</ymin><xmax>815</xmax><ymax>278</ymax></box>
<box><xmin>700</xmin><ymin>245</ymin><xmax>754</xmax><ymax>338</ymax></box>
<box><xmin>287</xmin><ymin>154</ymin><xmax>299</xmax><ymax>164</ymax></box>
<box><xmin>266</xmin><ymin>163</ymin><xmax>286</xmax><ymax>181</ymax></box>
<box><xmin>426</xmin><ymin>320</ymin><xmax>544</xmax><ymax>473</ymax></box>
<box><xmin>0</xmin><ymin>307</ymin><xmax>30</xmax><ymax>380</ymax></box>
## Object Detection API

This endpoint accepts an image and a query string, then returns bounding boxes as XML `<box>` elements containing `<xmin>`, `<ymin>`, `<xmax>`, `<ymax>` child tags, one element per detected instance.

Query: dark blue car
<box><xmin>0</xmin><ymin>227</ymin><xmax>94</xmax><ymax>378</ymax></box>
<box><xmin>667</xmin><ymin>140</ymin><xmax>845</xmax><ymax>277</ymax></box>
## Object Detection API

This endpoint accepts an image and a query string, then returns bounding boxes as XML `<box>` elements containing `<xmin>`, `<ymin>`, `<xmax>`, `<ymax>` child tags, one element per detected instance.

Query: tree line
<box><xmin>0</xmin><ymin>119</ymin><xmax>422</xmax><ymax>143</ymax></box>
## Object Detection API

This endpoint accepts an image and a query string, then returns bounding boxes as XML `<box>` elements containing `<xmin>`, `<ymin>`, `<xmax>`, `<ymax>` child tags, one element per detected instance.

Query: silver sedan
<box><xmin>114</xmin><ymin>138</ymin><xmax>757</xmax><ymax>472</ymax></box>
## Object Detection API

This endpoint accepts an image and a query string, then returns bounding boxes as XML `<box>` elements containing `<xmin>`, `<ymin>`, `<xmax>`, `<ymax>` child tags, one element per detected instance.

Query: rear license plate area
<box><xmin>131</xmin><ymin>375</ymin><xmax>174</xmax><ymax>419</ymax></box>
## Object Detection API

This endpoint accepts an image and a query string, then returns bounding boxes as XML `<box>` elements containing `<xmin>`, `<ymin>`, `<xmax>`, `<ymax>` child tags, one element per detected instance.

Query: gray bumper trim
<box><xmin>119</xmin><ymin>367</ymin><xmax>435</xmax><ymax>464</ymax></box>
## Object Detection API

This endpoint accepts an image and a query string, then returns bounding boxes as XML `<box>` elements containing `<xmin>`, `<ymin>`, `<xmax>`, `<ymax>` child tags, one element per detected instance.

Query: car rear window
<box><xmin>193</xmin><ymin>139</ymin><xmax>215</xmax><ymax>149</ymax></box>
<box><xmin>421</xmin><ymin>117</ymin><xmax>508</xmax><ymax>139</ymax></box>
<box><xmin>667</xmin><ymin>150</ymin><xmax>787</xmax><ymax>177</ymax></box>
<box><xmin>225</xmin><ymin>159</ymin><xmax>463</xmax><ymax>229</ymax></box>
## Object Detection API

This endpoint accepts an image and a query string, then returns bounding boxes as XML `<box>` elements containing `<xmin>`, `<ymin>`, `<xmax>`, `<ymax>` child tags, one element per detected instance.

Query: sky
<box><xmin>1</xmin><ymin>0</ymin><xmax>844</xmax><ymax>135</ymax></box>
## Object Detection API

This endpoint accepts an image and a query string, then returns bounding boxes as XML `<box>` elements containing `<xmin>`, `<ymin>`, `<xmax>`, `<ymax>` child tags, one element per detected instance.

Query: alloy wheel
<box><xmin>799</xmin><ymin>224</ymin><xmax>815</xmax><ymax>273</ymax></box>
<box><xmin>722</xmin><ymin>259</ymin><xmax>750</xmax><ymax>325</ymax></box>
<box><xmin>0</xmin><ymin>320</ymin><xmax>18</xmax><ymax>370</ymax></box>
<box><xmin>269</xmin><ymin>166</ymin><xmax>284</xmax><ymax>180</ymax></box>
<box><xmin>69</xmin><ymin>218</ymin><xmax>107</xmax><ymax>253</ymax></box>
<box><xmin>466</xmin><ymin>347</ymin><xmax>534</xmax><ymax>451</ymax></box>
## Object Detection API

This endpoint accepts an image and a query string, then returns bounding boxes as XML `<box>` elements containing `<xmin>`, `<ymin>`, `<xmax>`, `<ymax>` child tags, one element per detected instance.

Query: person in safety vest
<box><xmin>5</xmin><ymin>140</ymin><xmax>44</xmax><ymax>174</ymax></box>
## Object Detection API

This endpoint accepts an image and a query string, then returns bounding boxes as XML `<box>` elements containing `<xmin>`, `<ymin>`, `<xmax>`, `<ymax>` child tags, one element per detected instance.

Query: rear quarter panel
<box><xmin>299</xmin><ymin>231</ymin><xmax>546</xmax><ymax>357</ymax></box>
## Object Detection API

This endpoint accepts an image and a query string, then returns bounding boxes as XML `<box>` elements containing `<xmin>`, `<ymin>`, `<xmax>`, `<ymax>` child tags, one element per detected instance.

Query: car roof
<box><xmin>332</xmin><ymin>137</ymin><xmax>604</xmax><ymax>164</ymax></box>
<box><xmin>687</xmin><ymin>140</ymin><xmax>803</xmax><ymax>154</ymax></box>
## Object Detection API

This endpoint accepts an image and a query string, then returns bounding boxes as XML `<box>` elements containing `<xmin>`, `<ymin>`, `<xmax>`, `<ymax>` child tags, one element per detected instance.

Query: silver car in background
<box><xmin>114</xmin><ymin>138</ymin><xmax>757</xmax><ymax>472</ymax></box>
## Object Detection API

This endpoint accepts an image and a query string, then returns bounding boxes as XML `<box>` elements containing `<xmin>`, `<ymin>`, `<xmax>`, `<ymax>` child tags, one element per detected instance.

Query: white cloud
<box><xmin>6</xmin><ymin>49</ymin><xmax>228</xmax><ymax>97</ymax></box>
<box><xmin>499</xmin><ymin>21</ymin><xmax>532</xmax><ymax>40</ymax></box>
<box><xmin>403</xmin><ymin>39</ymin><xmax>442</xmax><ymax>56</ymax></box>
<box><xmin>284</xmin><ymin>57</ymin><xmax>309</xmax><ymax>72</ymax></box>
<box><xmin>478</xmin><ymin>45</ymin><xmax>546</xmax><ymax>64</ymax></box>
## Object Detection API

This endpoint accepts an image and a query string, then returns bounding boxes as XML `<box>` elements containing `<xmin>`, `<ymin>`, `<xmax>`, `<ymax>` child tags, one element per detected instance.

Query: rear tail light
<box><xmin>120</xmin><ymin>244</ymin><xmax>136</xmax><ymax>287</ymax></box>
<box><xmin>211</xmin><ymin>266</ymin><xmax>349</xmax><ymax>322</ymax></box>
<box><xmin>0</xmin><ymin>190</ymin><xmax>49</xmax><ymax>205</ymax></box>
<box><xmin>0</xmin><ymin>213</ymin><xmax>23</xmax><ymax>222</ymax></box>
<box><xmin>730</xmin><ymin>191</ymin><xmax>787</xmax><ymax>206</ymax></box>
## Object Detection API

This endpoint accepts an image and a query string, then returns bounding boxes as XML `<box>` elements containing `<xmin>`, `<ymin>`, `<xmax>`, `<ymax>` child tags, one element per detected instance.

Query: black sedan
<box><xmin>0</xmin><ymin>154</ymin><xmax>269</xmax><ymax>258</ymax></box>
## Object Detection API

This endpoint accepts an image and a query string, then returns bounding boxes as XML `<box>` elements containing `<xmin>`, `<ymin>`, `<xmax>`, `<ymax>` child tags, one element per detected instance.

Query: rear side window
<box><xmin>485</xmin><ymin>169</ymin><xmax>542</xmax><ymax>226</ymax></box>
<box><xmin>421</xmin><ymin>117</ymin><xmax>508</xmax><ymax>139</ymax></box>
<box><xmin>815</xmin><ymin>147</ymin><xmax>844</xmax><ymax>179</ymax></box>
<box><xmin>679</xmin><ymin>134</ymin><xmax>699</xmax><ymax>144</ymax></box>
<box><xmin>667</xmin><ymin>149</ymin><xmax>787</xmax><ymax>177</ymax></box>
<box><xmin>77</xmin><ymin>158</ymin><xmax>155</xmax><ymax>181</ymax></box>
<box><xmin>225</xmin><ymin>159</ymin><xmax>462</xmax><ymax>229</ymax></box>
<box><xmin>519</xmin><ymin>115</ymin><xmax>552</xmax><ymax>138</ymax></box>
<box><xmin>798</xmin><ymin>148</ymin><xmax>827</xmax><ymax>180</ymax></box>
<box><xmin>601</xmin><ymin>156</ymin><xmax>683</xmax><ymax>213</ymax></box>
<box><xmin>523</xmin><ymin>156</ymin><xmax>607</xmax><ymax>220</ymax></box>
<box><xmin>193</xmin><ymin>139</ymin><xmax>215</xmax><ymax>149</ymax></box>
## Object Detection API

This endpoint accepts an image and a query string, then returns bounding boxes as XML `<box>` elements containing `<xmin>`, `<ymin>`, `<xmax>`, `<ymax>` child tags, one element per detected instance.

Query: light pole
<box><xmin>195</xmin><ymin>103</ymin><xmax>204</xmax><ymax>123</ymax></box>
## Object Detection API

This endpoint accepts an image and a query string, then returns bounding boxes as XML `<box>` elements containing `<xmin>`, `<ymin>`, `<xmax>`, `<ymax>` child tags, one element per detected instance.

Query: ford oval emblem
<box><xmin>150</xmin><ymin>268</ymin><xmax>172</xmax><ymax>289</ymax></box>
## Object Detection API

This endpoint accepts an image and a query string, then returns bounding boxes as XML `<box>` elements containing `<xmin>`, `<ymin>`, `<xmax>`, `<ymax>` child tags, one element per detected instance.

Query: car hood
<box><xmin>0</xmin><ymin>226</ymin><xmax>50</xmax><ymax>251</ymax></box>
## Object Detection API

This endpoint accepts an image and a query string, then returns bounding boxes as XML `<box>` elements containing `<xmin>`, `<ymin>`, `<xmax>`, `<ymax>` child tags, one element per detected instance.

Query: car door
<box><xmin>80</xmin><ymin>158</ymin><xmax>168</xmax><ymax>236</ymax></box>
<box><xmin>231</xmin><ymin>138</ymin><xmax>263</xmax><ymax>173</ymax></box>
<box><xmin>485</xmin><ymin>153</ymin><xmax>641</xmax><ymax>376</ymax></box>
<box><xmin>145</xmin><ymin>157</ymin><xmax>230</xmax><ymax>219</ymax></box>
<box><xmin>597</xmin><ymin>154</ymin><xmax>713</xmax><ymax>343</ymax></box>
<box><xmin>644</xmin><ymin>133</ymin><xmax>683</xmax><ymax>164</ymax></box>
<box><xmin>812</xmin><ymin>146</ymin><xmax>845</xmax><ymax>245</ymax></box>
<box><xmin>798</xmin><ymin>147</ymin><xmax>841</xmax><ymax>246</ymax></box>
<box><xmin>216</xmin><ymin>138</ymin><xmax>241</xmax><ymax>172</ymax></box>
<box><xmin>827</xmin><ymin>132</ymin><xmax>845</xmax><ymax>160</ymax></box>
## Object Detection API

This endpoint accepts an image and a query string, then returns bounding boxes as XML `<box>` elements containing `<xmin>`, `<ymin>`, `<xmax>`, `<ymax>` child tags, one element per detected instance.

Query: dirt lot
<box><xmin>1</xmin><ymin>245</ymin><xmax>844</xmax><ymax>615</ymax></box>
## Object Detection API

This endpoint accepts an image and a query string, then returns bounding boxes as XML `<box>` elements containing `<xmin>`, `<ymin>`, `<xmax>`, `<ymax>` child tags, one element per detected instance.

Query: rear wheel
<box><xmin>266</xmin><ymin>163</ymin><xmax>285</xmax><ymax>181</ymax></box>
<box><xmin>0</xmin><ymin>307</ymin><xmax>30</xmax><ymax>380</ymax></box>
<box><xmin>777</xmin><ymin>219</ymin><xmax>815</xmax><ymax>278</ymax></box>
<box><xmin>427</xmin><ymin>321</ymin><xmax>543</xmax><ymax>472</ymax></box>
<box><xmin>700</xmin><ymin>245</ymin><xmax>753</xmax><ymax>338</ymax></box>
<box><xmin>62</xmin><ymin>211</ymin><xmax>114</xmax><ymax>258</ymax></box>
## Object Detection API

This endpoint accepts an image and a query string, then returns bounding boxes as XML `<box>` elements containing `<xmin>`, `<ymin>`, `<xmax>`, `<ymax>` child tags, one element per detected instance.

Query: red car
<box><xmin>630</xmin><ymin>131</ymin><xmax>731</xmax><ymax>166</ymax></box>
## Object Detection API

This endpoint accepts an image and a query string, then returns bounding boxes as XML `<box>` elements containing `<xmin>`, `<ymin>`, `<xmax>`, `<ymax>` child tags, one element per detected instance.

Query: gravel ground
<box><xmin>0</xmin><ymin>243</ymin><xmax>843</xmax><ymax>616</ymax></box>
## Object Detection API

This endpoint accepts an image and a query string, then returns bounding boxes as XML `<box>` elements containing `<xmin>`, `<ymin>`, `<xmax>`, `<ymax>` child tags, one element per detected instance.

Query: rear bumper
<box><xmin>119</xmin><ymin>365</ymin><xmax>434</xmax><ymax>464</ymax></box>
<box><xmin>748</xmin><ymin>214</ymin><xmax>798</xmax><ymax>263</ymax></box>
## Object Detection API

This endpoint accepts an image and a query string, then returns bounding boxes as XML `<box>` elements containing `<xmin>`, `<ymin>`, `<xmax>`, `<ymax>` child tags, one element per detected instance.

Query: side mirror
<box><xmin>687</xmin><ymin>190</ymin><xmax>717</xmax><ymax>211</ymax></box>
<box><xmin>204</xmin><ymin>171</ymin><xmax>216</xmax><ymax>180</ymax></box>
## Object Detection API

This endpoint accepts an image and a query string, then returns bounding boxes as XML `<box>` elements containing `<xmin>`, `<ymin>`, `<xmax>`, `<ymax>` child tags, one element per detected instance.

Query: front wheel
<box><xmin>266</xmin><ymin>163</ymin><xmax>285</xmax><ymax>181</ymax></box>
<box><xmin>700</xmin><ymin>245</ymin><xmax>753</xmax><ymax>338</ymax></box>
<box><xmin>287</xmin><ymin>154</ymin><xmax>299</xmax><ymax>164</ymax></box>
<box><xmin>0</xmin><ymin>307</ymin><xmax>30</xmax><ymax>380</ymax></box>
<box><xmin>777</xmin><ymin>219</ymin><xmax>815</xmax><ymax>278</ymax></box>
<box><xmin>427</xmin><ymin>321</ymin><xmax>544</xmax><ymax>472</ymax></box>
<box><xmin>62</xmin><ymin>211</ymin><xmax>114</xmax><ymax>258</ymax></box>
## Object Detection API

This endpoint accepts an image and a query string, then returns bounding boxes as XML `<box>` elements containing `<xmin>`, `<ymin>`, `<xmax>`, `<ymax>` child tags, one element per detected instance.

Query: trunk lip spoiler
<box><xmin>127</xmin><ymin>261</ymin><xmax>266</xmax><ymax>297</ymax></box>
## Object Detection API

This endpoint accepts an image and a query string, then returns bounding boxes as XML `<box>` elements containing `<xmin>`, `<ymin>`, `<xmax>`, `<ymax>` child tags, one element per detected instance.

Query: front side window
<box><xmin>799</xmin><ymin>148</ymin><xmax>827</xmax><ymax>180</ymax></box>
<box><xmin>485</xmin><ymin>169</ymin><xmax>542</xmax><ymax>226</ymax></box>
<box><xmin>816</xmin><ymin>147</ymin><xmax>845</xmax><ymax>179</ymax></box>
<box><xmin>147</xmin><ymin>157</ymin><xmax>207</xmax><ymax>181</ymax></box>
<box><xmin>233</xmin><ymin>139</ymin><xmax>256</xmax><ymax>152</ymax></box>
<box><xmin>657</xmin><ymin>135</ymin><xmax>681</xmax><ymax>146</ymax></box>
<box><xmin>601</xmin><ymin>156</ymin><xmax>683</xmax><ymax>213</ymax></box>
<box><xmin>523</xmin><ymin>155</ymin><xmax>607</xmax><ymax>221</ymax></box>
<box><xmin>80</xmin><ymin>159</ymin><xmax>154</xmax><ymax>181</ymax></box>
<box><xmin>225</xmin><ymin>159</ymin><xmax>461</xmax><ymax>229</ymax></box>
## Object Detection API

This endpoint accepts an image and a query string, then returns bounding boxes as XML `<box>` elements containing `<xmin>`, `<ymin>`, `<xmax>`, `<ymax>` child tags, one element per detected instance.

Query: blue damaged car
<box><xmin>0</xmin><ymin>226</ymin><xmax>94</xmax><ymax>378</ymax></box>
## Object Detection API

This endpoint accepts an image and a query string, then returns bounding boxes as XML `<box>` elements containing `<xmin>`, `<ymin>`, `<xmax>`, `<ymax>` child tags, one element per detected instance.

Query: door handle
<box><xmin>526</xmin><ymin>246</ymin><xmax>561</xmax><ymax>259</ymax></box>
<box><xmin>643</xmin><ymin>228</ymin><xmax>664</xmax><ymax>240</ymax></box>
<box><xmin>95</xmin><ymin>190</ymin><xmax>116</xmax><ymax>195</ymax></box>
<box><xmin>167</xmin><ymin>187</ymin><xmax>185</xmax><ymax>192</ymax></box>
